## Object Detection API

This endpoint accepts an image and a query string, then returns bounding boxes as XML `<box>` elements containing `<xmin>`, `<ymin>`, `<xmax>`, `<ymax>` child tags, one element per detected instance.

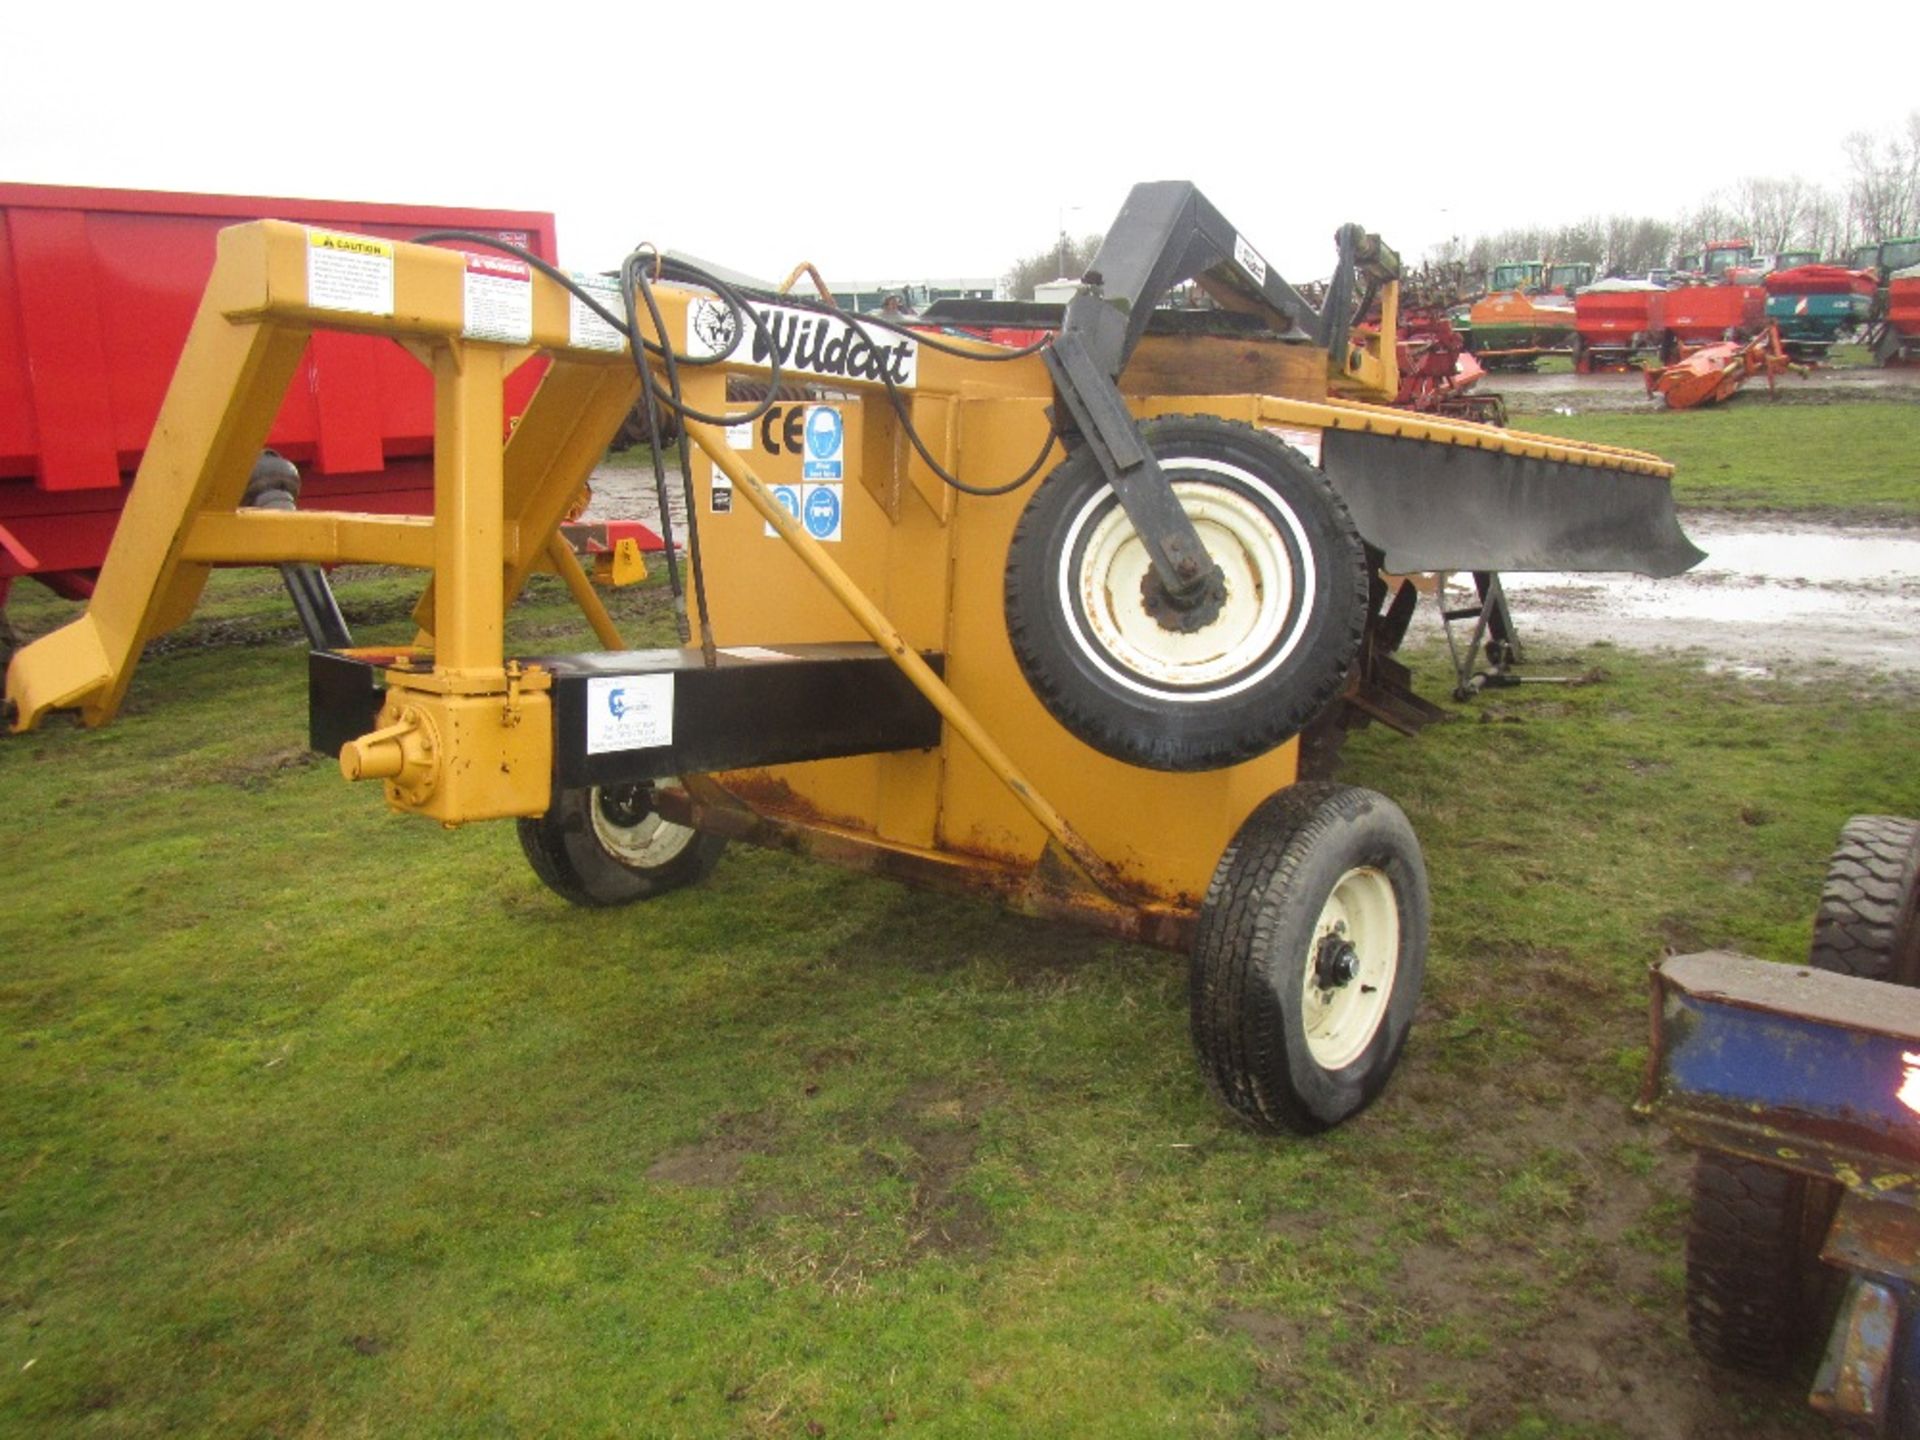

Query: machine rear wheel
<box><xmin>1189</xmin><ymin>782</ymin><xmax>1428</xmax><ymax>1134</ymax></box>
<box><xmin>517</xmin><ymin>782</ymin><xmax>725</xmax><ymax>908</ymax></box>
<box><xmin>1808</xmin><ymin>815</ymin><xmax>1920</xmax><ymax>984</ymax></box>
<box><xmin>1004</xmin><ymin>416</ymin><xmax>1367</xmax><ymax>772</ymax></box>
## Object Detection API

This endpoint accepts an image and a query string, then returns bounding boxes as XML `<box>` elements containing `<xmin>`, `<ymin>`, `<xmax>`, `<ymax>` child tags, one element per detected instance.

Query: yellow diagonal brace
<box><xmin>686</xmin><ymin>421</ymin><xmax>1133</xmax><ymax>902</ymax></box>
<box><xmin>6</xmin><ymin>290</ymin><xmax>309</xmax><ymax>730</ymax></box>
<box><xmin>544</xmin><ymin>534</ymin><xmax>627</xmax><ymax>651</ymax></box>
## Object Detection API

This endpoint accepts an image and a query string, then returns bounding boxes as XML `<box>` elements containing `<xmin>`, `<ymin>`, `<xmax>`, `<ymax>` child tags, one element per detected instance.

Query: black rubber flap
<box><xmin>1322</xmin><ymin>428</ymin><xmax>1706</xmax><ymax>577</ymax></box>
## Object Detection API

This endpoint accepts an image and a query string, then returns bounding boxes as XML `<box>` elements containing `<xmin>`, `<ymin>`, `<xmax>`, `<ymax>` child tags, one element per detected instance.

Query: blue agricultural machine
<box><xmin>1646</xmin><ymin>817</ymin><xmax>1920</xmax><ymax>1434</ymax></box>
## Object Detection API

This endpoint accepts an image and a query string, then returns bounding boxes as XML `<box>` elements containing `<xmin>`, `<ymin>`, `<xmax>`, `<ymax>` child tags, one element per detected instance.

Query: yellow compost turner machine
<box><xmin>4</xmin><ymin>183</ymin><xmax>1701</xmax><ymax>1135</ymax></box>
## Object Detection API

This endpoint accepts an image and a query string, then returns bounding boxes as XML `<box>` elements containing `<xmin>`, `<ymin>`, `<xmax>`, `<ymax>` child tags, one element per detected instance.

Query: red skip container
<box><xmin>0</xmin><ymin>183</ymin><xmax>588</xmax><ymax>607</ymax></box>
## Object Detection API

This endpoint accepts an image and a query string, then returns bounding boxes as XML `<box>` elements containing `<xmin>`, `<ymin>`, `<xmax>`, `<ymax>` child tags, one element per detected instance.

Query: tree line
<box><xmin>1003</xmin><ymin>234</ymin><xmax>1106</xmax><ymax>301</ymax></box>
<box><xmin>1427</xmin><ymin>112</ymin><xmax>1920</xmax><ymax>275</ymax></box>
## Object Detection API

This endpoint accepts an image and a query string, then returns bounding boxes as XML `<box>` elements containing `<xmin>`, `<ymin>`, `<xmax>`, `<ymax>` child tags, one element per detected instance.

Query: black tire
<box><xmin>1809</xmin><ymin>815</ymin><xmax>1920</xmax><ymax>984</ymax></box>
<box><xmin>516</xmin><ymin>782</ymin><xmax>725</xmax><ymax>908</ymax></box>
<box><xmin>1004</xmin><ymin>415</ymin><xmax>1367</xmax><ymax>772</ymax></box>
<box><xmin>1190</xmin><ymin>782</ymin><xmax>1429</xmax><ymax>1134</ymax></box>
<box><xmin>1684</xmin><ymin>1152</ymin><xmax>1840</xmax><ymax>1372</ymax></box>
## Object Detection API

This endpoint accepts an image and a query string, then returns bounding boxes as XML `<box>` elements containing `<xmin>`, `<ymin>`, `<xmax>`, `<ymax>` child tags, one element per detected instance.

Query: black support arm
<box><xmin>1041</xmin><ymin>182</ymin><xmax>1389</xmax><ymax>604</ymax></box>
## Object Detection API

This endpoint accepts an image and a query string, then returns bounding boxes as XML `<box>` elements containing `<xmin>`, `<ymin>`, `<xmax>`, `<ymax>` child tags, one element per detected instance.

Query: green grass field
<box><xmin>6</xmin><ymin>576</ymin><xmax>1911</xmax><ymax>1439</ymax></box>
<box><xmin>1523</xmin><ymin>403</ymin><xmax>1920</xmax><ymax>518</ymax></box>
<box><xmin>2</xmin><ymin>406</ymin><xmax>1914</xmax><ymax>1437</ymax></box>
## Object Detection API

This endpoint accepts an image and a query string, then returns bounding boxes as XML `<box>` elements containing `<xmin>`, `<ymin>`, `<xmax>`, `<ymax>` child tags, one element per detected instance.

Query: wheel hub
<box><xmin>1139</xmin><ymin>564</ymin><xmax>1228</xmax><ymax>633</ymax></box>
<box><xmin>1314</xmin><ymin>925</ymin><xmax>1362</xmax><ymax>990</ymax></box>
<box><xmin>597</xmin><ymin>783</ymin><xmax>654</xmax><ymax>829</ymax></box>
<box><xmin>1066</xmin><ymin>474</ymin><xmax>1308</xmax><ymax>698</ymax></box>
<box><xmin>588</xmin><ymin>782</ymin><xmax>699</xmax><ymax>868</ymax></box>
<box><xmin>1300</xmin><ymin>868</ymin><xmax>1401</xmax><ymax>1071</ymax></box>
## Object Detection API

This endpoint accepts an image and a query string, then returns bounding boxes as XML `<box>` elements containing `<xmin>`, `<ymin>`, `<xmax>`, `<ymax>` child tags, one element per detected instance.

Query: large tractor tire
<box><xmin>1004</xmin><ymin>416</ymin><xmax>1367</xmax><ymax>773</ymax></box>
<box><xmin>1189</xmin><ymin>782</ymin><xmax>1429</xmax><ymax>1134</ymax></box>
<box><xmin>517</xmin><ymin>782</ymin><xmax>725</xmax><ymax>908</ymax></box>
<box><xmin>1683</xmin><ymin>814</ymin><xmax>1920</xmax><ymax>1376</ymax></box>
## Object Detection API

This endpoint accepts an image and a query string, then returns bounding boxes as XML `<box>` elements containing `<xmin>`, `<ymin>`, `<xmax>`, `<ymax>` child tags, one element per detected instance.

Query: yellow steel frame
<box><xmin>4</xmin><ymin>221</ymin><xmax>1676</xmax><ymax>934</ymax></box>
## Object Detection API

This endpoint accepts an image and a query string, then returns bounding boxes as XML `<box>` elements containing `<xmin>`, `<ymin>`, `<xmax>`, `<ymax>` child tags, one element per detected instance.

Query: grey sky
<box><xmin>6</xmin><ymin>4</ymin><xmax>1917</xmax><ymax>286</ymax></box>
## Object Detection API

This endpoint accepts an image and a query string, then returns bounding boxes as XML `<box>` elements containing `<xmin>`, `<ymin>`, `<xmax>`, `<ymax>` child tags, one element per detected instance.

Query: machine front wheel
<box><xmin>1003</xmin><ymin>416</ymin><xmax>1368</xmax><ymax>772</ymax></box>
<box><xmin>517</xmin><ymin>782</ymin><xmax>725</xmax><ymax>908</ymax></box>
<box><xmin>1684</xmin><ymin>1152</ymin><xmax>1839</xmax><ymax>1372</ymax></box>
<box><xmin>1189</xmin><ymin>782</ymin><xmax>1429</xmax><ymax>1134</ymax></box>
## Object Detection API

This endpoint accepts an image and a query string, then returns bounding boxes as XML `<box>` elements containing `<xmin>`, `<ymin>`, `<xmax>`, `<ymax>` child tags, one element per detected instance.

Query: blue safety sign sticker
<box><xmin>762</xmin><ymin>483</ymin><xmax>801</xmax><ymax>537</ymax></box>
<box><xmin>803</xmin><ymin>484</ymin><xmax>842</xmax><ymax>542</ymax></box>
<box><xmin>801</xmin><ymin>405</ymin><xmax>844</xmax><ymax>480</ymax></box>
<box><xmin>762</xmin><ymin>481</ymin><xmax>843</xmax><ymax>542</ymax></box>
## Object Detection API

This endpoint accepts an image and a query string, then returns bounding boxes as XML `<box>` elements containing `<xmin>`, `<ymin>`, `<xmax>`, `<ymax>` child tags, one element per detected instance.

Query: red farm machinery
<box><xmin>1572</xmin><ymin>279</ymin><xmax>1667</xmax><ymax>372</ymax></box>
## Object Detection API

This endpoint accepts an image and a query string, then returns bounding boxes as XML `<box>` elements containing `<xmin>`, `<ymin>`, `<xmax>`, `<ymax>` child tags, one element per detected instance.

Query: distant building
<box><xmin>825</xmin><ymin>278</ymin><xmax>1003</xmax><ymax>313</ymax></box>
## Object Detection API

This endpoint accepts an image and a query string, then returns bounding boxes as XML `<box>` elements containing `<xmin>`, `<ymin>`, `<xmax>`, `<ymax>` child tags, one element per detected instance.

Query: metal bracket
<box><xmin>1044</xmin><ymin>330</ymin><xmax>1215</xmax><ymax>597</ymax></box>
<box><xmin>1439</xmin><ymin>572</ymin><xmax>1521</xmax><ymax>699</ymax></box>
<box><xmin>1044</xmin><ymin>182</ymin><xmax>1391</xmax><ymax>602</ymax></box>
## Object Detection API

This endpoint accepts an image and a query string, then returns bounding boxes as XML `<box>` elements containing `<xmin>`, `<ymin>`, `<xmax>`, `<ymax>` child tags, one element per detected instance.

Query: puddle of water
<box><xmin>1478</xmin><ymin>521</ymin><xmax>1920</xmax><ymax>671</ymax></box>
<box><xmin>1680</xmin><ymin>528</ymin><xmax>1920</xmax><ymax>584</ymax></box>
<box><xmin>1505</xmin><ymin>571</ymin><xmax>1916</xmax><ymax>625</ymax></box>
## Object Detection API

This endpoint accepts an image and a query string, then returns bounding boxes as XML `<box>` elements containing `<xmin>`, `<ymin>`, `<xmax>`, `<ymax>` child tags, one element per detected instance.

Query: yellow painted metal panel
<box><xmin>691</xmin><ymin>390</ymin><xmax>1296</xmax><ymax>905</ymax></box>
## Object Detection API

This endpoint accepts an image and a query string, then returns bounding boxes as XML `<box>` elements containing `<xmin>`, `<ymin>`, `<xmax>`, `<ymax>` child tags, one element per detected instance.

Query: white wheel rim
<box><xmin>589</xmin><ymin>783</ymin><xmax>698</xmax><ymax>869</ymax></box>
<box><xmin>1057</xmin><ymin>459</ymin><xmax>1317</xmax><ymax>702</ymax></box>
<box><xmin>1300</xmin><ymin>866</ymin><xmax>1399</xmax><ymax>1071</ymax></box>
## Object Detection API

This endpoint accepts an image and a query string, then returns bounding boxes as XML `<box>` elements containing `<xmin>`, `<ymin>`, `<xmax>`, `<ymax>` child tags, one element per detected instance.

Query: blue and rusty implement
<box><xmin>1646</xmin><ymin>951</ymin><xmax>1920</xmax><ymax>1432</ymax></box>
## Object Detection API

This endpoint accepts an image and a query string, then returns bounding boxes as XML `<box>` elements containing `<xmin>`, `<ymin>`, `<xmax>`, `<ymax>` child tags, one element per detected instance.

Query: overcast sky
<box><xmin>7</xmin><ymin>5</ymin><xmax>1918</xmax><ymax>287</ymax></box>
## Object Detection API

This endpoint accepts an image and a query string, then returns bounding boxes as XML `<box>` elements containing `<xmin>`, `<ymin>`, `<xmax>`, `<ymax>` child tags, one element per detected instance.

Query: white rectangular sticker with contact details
<box><xmin>585</xmin><ymin>674</ymin><xmax>673</xmax><ymax>754</ymax></box>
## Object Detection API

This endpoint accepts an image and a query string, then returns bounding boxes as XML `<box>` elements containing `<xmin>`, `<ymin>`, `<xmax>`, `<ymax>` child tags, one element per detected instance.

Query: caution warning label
<box><xmin>306</xmin><ymin>230</ymin><xmax>394</xmax><ymax>316</ymax></box>
<box><xmin>462</xmin><ymin>253</ymin><xmax>533</xmax><ymax>344</ymax></box>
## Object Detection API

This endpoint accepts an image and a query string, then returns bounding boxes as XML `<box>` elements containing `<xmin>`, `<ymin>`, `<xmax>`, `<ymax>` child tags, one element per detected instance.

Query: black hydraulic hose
<box><xmin>411</xmin><ymin>228</ymin><xmax>788</xmax><ymax>429</ymax></box>
<box><xmin>629</xmin><ymin>326</ymin><xmax>689</xmax><ymax>644</ymax></box>
<box><xmin>624</xmin><ymin>252</ymin><xmax>717</xmax><ymax>667</ymax></box>
<box><xmin>410</xmin><ymin>230</ymin><xmax>1059</xmax><ymax>515</ymax></box>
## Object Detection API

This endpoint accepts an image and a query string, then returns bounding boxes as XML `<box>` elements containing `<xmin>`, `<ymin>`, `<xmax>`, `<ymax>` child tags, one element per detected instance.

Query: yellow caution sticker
<box><xmin>306</xmin><ymin>229</ymin><xmax>395</xmax><ymax>316</ymax></box>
